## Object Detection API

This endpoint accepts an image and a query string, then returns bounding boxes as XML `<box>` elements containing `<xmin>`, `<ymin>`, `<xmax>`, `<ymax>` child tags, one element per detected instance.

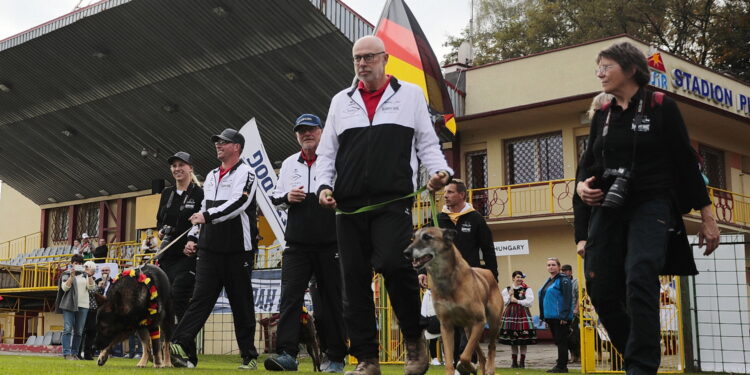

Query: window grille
<box><xmin>49</xmin><ymin>207</ymin><xmax>68</xmax><ymax>242</ymax></box>
<box><xmin>506</xmin><ymin>132</ymin><xmax>564</xmax><ymax>185</ymax></box>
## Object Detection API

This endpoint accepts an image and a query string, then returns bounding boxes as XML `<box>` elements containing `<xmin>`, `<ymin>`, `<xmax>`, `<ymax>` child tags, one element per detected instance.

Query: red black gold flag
<box><xmin>374</xmin><ymin>0</ymin><xmax>456</xmax><ymax>141</ymax></box>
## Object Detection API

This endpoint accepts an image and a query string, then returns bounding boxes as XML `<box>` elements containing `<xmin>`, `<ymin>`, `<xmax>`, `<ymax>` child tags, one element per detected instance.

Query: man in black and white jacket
<box><xmin>170</xmin><ymin>128</ymin><xmax>260</xmax><ymax>370</ymax></box>
<box><xmin>264</xmin><ymin>114</ymin><xmax>347</xmax><ymax>373</ymax></box>
<box><xmin>317</xmin><ymin>36</ymin><xmax>452</xmax><ymax>375</ymax></box>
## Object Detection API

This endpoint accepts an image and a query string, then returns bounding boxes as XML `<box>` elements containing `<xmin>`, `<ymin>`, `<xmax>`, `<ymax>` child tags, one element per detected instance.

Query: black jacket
<box><xmin>576</xmin><ymin>89</ymin><xmax>711</xmax><ymax>275</ymax></box>
<box><xmin>437</xmin><ymin>208</ymin><xmax>498</xmax><ymax>281</ymax></box>
<box><xmin>157</xmin><ymin>183</ymin><xmax>204</xmax><ymax>262</ymax></box>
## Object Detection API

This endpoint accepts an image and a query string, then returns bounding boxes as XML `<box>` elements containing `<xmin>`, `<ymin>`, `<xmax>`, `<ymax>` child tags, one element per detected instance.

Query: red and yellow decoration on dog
<box><xmin>113</xmin><ymin>267</ymin><xmax>162</xmax><ymax>339</ymax></box>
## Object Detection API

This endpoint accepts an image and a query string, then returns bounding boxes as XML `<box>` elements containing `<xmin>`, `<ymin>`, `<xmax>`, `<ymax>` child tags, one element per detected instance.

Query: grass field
<box><xmin>0</xmin><ymin>354</ymin><xmax>717</xmax><ymax>375</ymax></box>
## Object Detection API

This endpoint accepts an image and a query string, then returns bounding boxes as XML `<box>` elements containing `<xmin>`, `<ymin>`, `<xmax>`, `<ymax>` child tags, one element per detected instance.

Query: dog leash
<box><xmin>335</xmin><ymin>185</ymin><xmax>440</xmax><ymax>226</ymax></box>
<box><xmin>152</xmin><ymin>228</ymin><xmax>191</xmax><ymax>260</ymax></box>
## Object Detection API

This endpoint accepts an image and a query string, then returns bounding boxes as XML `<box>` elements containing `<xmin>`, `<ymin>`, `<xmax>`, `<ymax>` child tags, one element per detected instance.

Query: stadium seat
<box><xmin>42</xmin><ymin>331</ymin><xmax>53</xmax><ymax>346</ymax></box>
<box><xmin>32</xmin><ymin>335</ymin><xmax>45</xmax><ymax>346</ymax></box>
<box><xmin>51</xmin><ymin>331</ymin><xmax>62</xmax><ymax>345</ymax></box>
<box><xmin>24</xmin><ymin>335</ymin><xmax>36</xmax><ymax>345</ymax></box>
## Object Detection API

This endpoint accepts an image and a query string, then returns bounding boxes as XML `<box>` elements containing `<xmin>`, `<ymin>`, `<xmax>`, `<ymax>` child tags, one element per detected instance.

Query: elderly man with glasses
<box><xmin>316</xmin><ymin>35</ymin><xmax>452</xmax><ymax>375</ymax></box>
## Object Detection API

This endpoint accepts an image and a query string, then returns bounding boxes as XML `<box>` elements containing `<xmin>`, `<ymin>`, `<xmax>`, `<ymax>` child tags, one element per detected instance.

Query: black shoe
<box><xmin>170</xmin><ymin>343</ymin><xmax>189</xmax><ymax>368</ymax></box>
<box><xmin>547</xmin><ymin>368</ymin><xmax>568</xmax><ymax>373</ymax></box>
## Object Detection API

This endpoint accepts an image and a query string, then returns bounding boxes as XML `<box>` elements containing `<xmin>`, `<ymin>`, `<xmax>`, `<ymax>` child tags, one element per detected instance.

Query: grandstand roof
<box><xmin>0</xmin><ymin>0</ymin><xmax>373</xmax><ymax>204</ymax></box>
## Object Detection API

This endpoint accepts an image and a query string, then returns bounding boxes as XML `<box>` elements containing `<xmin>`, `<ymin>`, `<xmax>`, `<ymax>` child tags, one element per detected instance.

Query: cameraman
<box><xmin>156</xmin><ymin>151</ymin><xmax>204</xmax><ymax>322</ymax></box>
<box><xmin>576</xmin><ymin>42</ymin><xmax>719</xmax><ymax>375</ymax></box>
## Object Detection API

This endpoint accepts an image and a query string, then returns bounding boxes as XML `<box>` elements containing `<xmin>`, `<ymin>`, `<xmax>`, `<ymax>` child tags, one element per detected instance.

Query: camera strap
<box><xmin>601</xmin><ymin>90</ymin><xmax>646</xmax><ymax>173</ymax></box>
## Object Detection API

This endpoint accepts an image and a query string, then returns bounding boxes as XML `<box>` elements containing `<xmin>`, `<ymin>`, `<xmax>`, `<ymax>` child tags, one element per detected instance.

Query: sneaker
<box><xmin>345</xmin><ymin>358</ymin><xmax>380</xmax><ymax>375</ymax></box>
<box><xmin>264</xmin><ymin>352</ymin><xmax>298</xmax><ymax>371</ymax></box>
<box><xmin>403</xmin><ymin>337</ymin><xmax>429</xmax><ymax>375</ymax></box>
<box><xmin>170</xmin><ymin>343</ymin><xmax>189</xmax><ymax>368</ymax></box>
<box><xmin>430</xmin><ymin>358</ymin><xmax>441</xmax><ymax>366</ymax></box>
<box><xmin>239</xmin><ymin>358</ymin><xmax>258</xmax><ymax>370</ymax></box>
<box><xmin>325</xmin><ymin>360</ymin><xmax>345</xmax><ymax>373</ymax></box>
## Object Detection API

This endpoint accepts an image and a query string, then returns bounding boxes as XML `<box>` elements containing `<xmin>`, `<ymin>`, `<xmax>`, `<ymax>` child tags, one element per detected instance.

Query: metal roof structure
<box><xmin>0</xmin><ymin>0</ymin><xmax>373</xmax><ymax>204</ymax></box>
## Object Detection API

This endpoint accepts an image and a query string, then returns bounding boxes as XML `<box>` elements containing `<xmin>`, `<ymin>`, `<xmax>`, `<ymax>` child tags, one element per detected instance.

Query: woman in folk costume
<box><xmin>499</xmin><ymin>270</ymin><xmax>537</xmax><ymax>368</ymax></box>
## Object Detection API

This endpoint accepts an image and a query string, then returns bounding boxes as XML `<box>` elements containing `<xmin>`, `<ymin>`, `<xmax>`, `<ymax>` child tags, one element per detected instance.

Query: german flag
<box><xmin>374</xmin><ymin>0</ymin><xmax>456</xmax><ymax>141</ymax></box>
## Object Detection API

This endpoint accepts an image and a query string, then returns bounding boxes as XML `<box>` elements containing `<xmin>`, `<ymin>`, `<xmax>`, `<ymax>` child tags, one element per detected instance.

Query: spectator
<box><xmin>169</xmin><ymin>128</ymin><xmax>260</xmax><ymax>370</ymax></box>
<box><xmin>79</xmin><ymin>261</ymin><xmax>99</xmax><ymax>360</ymax></box>
<box><xmin>419</xmin><ymin>282</ymin><xmax>441</xmax><ymax>366</ymax></box>
<box><xmin>561</xmin><ymin>264</ymin><xmax>580</xmax><ymax>363</ymax></box>
<box><xmin>539</xmin><ymin>258</ymin><xmax>573</xmax><ymax>373</ymax></box>
<box><xmin>54</xmin><ymin>254</ymin><xmax>96</xmax><ymax>360</ymax></box>
<box><xmin>265</xmin><ymin>114</ymin><xmax>346</xmax><ymax>373</ymax></box>
<box><xmin>93</xmin><ymin>238</ymin><xmax>108</xmax><ymax>263</ymax></box>
<box><xmin>316</xmin><ymin>35</ymin><xmax>452</xmax><ymax>375</ymax></box>
<box><xmin>499</xmin><ymin>270</ymin><xmax>536</xmax><ymax>368</ymax></box>
<box><xmin>141</xmin><ymin>229</ymin><xmax>158</xmax><ymax>253</ymax></box>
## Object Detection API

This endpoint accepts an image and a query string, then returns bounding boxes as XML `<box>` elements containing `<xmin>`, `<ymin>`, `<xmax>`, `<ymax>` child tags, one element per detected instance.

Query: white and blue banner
<box><xmin>212</xmin><ymin>269</ymin><xmax>313</xmax><ymax>314</ymax></box>
<box><xmin>239</xmin><ymin>118</ymin><xmax>287</xmax><ymax>247</ymax></box>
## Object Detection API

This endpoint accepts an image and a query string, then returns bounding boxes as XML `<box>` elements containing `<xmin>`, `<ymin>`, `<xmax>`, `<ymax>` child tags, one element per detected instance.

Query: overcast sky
<box><xmin>0</xmin><ymin>0</ymin><xmax>471</xmax><ymax>61</ymax></box>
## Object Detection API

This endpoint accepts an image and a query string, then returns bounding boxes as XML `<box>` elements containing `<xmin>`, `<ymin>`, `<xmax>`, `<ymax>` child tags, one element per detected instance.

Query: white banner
<box><xmin>239</xmin><ymin>118</ymin><xmax>287</xmax><ymax>247</ymax></box>
<box><xmin>494</xmin><ymin>240</ymin><xmax>529</xmax><ymax>257</ymax></box>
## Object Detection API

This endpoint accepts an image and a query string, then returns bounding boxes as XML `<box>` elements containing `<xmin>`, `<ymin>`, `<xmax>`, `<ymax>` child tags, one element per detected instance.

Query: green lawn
<box><xmin>0</xmin><ymin>354</ymin><xmax>717</xmax><ymax>375</ymax></box>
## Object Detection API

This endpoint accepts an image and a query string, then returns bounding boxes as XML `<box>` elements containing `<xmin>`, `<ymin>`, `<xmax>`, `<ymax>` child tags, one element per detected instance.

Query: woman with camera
<box><xmin>576</xmin><ymin>42</ymin><xmax>719</xmax><ymax>375</ymax></box>
<box><xmin>156</xmin><ymin>151</ymin><xmax>204</xmax><ymax>322</ymax></box>
<box><xmin>54</xmin><ymin>254</ymin><xmax>96</xmax><ymax>360</ymax></box>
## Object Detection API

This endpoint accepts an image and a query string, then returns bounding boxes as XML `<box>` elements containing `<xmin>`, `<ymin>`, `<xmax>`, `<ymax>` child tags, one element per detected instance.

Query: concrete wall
<box><xmin>0</xmin><ymin>182</ymin><xmax>40</xmax><ymax>244</ymax></box>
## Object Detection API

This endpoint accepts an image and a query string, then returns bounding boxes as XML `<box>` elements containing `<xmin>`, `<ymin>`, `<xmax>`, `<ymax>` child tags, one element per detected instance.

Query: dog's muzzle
<box><xmin>404</xmin><ymin>245</ymin><xmax>434</xmax><ymax>270</ymax></box>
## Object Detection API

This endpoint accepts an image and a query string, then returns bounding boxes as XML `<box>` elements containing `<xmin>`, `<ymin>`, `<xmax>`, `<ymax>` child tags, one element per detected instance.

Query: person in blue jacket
<box><xmin>539</xmin><ymin>257</ymin><xmax>573</xmax><ymax>373</ymax></box>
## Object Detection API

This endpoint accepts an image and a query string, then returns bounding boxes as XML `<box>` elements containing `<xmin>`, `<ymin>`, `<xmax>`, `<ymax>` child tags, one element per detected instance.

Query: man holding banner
<box><xmin>264</xmin><ymin>114</ymin><xmax>347</xmax><ymax>373</ymax></box>
<box><xmin>317</xmin><ymin>36</ymin><xmax>452</xmax><ymax>375</ymax></box>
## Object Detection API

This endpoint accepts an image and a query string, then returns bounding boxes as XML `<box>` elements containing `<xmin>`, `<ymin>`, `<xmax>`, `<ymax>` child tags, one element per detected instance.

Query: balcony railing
<box><xmin>414</xmin><ymin>179</ymin><xmax>750</xmax><ymax>230</ymax></box>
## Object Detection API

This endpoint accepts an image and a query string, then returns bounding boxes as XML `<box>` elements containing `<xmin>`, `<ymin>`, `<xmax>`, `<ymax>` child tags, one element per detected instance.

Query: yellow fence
<box><xmin>0</xmin><ymin>232</ymin><xmax>41</xmax><ymax>261</ymax></box>
<box><xmin>578</xmin><ymin>256</ymin><xmax>685</xmax><ymax>373</ymax></box>
<box><xmin>708</xmin><ymin>186</ymin><xmax>750</xmax><ymax>227</ymax></box>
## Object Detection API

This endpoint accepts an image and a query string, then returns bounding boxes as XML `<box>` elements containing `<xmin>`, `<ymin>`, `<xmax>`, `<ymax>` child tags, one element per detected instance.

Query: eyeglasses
<box><xmin>352</xmin><ymin>51</ymin><xmax>385</xmax><ymax>63</ymax></box>
<box><xmin>594</xmin><ymin>64</ymin><xmax>617</xmax><ymax>75</ymax></box>
<box><xmin>214</xmin><ymin>140</ymin><xmax>231</xmax><ymax>146</ymax></box>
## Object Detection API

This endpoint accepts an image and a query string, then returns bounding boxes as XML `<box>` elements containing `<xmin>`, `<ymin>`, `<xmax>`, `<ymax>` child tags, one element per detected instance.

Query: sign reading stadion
<box><xmin>651</xmin><ymin>67</ymin><xmax>750</xmax><ymax>116</ymax></box>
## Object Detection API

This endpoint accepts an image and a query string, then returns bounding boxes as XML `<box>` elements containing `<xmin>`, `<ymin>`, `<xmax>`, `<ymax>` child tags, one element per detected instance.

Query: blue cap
<box><xmin>293</xmin><ymin>114</ymin><xmax>323</xmax><ymax>131</ymax></box>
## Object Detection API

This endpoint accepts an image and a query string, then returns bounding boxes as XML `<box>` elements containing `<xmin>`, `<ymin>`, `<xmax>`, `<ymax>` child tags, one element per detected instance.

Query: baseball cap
<box><xmin>82</xmin><ymin>233</ymin><xmax>90</xmax><ymax>239</ymax></box>
<box><xmin>211</xmin><ymin>128</ymin><xmax>245</xmax><ymax>148</ymax></box>
<box><xmin>293</xmin><ymin>114</ymin><xmax>323</xmax><ymax>131</ymax></box>
<box><xmin>167</xmin><ymin>151</ymin><xmax>193</xmax><ymax>165</ymax></box>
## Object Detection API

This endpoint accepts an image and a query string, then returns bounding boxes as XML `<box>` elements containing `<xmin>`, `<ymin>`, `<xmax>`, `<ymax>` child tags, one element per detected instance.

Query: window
<box><xmin>465</xmin><ymin>150</ymin><xmax>488</xmax><ymax>215</ymax></box>
<box><xmin>50</xmin><ymin>207</ymin><xmax>69</xmax><ymax>242</ymax></box>
<box><xmin>506</xmin><ymin>132</ymin><xmax>564</xmax><ymax>184</ymax></box>
<box><xmin>699</xmin><ymin>144</ymin><xmax>726</xmax><ymax>189</ymax></box>
<box><xmin>76</xmin><ymin>203</ymin><xmax>100</xmax><ymax>239</ymax></box>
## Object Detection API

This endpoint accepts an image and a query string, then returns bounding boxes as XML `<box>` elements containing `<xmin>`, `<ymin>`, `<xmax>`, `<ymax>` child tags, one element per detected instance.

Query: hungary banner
<box><xmin>374</xmin><ymin>0</ymin><xmax>457</xmax><ymax>141</ymax></box>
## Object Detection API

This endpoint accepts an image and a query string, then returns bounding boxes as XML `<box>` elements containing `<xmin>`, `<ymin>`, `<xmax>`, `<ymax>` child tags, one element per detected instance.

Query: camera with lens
<box><xmin>160</xmin><ymin>225</ymin><xmax>175</xmax><ymax>250</ymax></box>
<box><xmin>601</xmin><ymin>167</ymin><xmax>631</xmax><ymax>208</ymax></box>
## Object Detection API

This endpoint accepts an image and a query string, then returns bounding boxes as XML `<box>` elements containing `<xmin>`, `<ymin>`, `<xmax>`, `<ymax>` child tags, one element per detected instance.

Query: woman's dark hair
<box><xmin>70</xmin><ymin>254</ymin><xmax>84</xmax><ymax>264</ymax></box>
<box><xmin>512</xmin><ymin>270</ymin><xmax>525</xmax><ymax>278</ymax></box>
<box><xmin>597</xmin><ymin>42</ymin><xmax>650</xmax><ymax>87</ymax></box>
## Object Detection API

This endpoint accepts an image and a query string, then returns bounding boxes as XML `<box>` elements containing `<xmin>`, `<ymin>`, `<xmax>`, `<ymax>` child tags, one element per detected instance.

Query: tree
<box><xmin>444</xmin><ymin>0</ymin><xmax>750</xmax><ymax>82</ymax></box>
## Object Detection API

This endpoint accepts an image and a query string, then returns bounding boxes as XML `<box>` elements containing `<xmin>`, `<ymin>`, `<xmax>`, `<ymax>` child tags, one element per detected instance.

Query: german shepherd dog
<box><xmin>405</xmin><ymin>227</ymin><xmax>503</xmax><ymax>375</ymax></box>
<box><xmin>94</xmin><ymin>264</ymin><xmax>174</xmax><ymax>368</ymax></box>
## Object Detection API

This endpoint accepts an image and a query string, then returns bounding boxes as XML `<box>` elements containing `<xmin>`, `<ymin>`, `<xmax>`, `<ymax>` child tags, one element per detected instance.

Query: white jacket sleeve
<box><xmin>315</xmin><ymin>98</ymin><xmax>339</xmax><ymax>195</ymax></box>
<box><xmin>205</xmin><ymin>167</ymin><xmax>256</xmax><ymax>224</ymax></box>
<box><xmin>501</xmin><ymin>287</ymin><xmax>511</xmax><ymax>306</ymax></box>
<box><xmin>412</xmin><ymin>88</ymin><xmax>453</xmax><ymax>176</ymax></box>
<box><xmin>271</xmin><ymin>160</ymin><xmax>290</xmax><ymax>211</ymax></box>
<box><xmin>518</xmin><ymin>287</ymin><xmax>535</xmax><ymax>308</ymax></box>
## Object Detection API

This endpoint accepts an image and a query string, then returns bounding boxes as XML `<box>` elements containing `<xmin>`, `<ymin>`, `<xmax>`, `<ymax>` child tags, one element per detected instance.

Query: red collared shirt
<box><xmin>300</xmin><ymin>150</ymin><xmax>316</xmax><ymax>167</ymax></box>
<box><xmin>357</xmin><ymin>75</ymin><xmax>391</xmax><ymax>123</ymax></box>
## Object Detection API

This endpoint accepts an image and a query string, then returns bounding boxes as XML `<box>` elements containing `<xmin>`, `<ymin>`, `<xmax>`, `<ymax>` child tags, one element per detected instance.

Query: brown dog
<box><xmin>405</xmin><ymin>227</ymin><xmax>502</xmax><ymax>375</ymax></box>
<box><xmin>299</xmin><ymin>307</ymin><xmax>322</xmax><ymax>372</ymax></box>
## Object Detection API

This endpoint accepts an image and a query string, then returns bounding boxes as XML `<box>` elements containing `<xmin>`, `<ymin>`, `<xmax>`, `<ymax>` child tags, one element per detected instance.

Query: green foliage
<box><xmin>444</xmin><ymin>0</ymin><xmax>750</xmax><ymax>82</ymax></box>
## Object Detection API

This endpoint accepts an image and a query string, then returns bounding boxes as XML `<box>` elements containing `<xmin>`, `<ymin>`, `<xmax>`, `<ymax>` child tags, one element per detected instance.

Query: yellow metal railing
<box><xmin>706</xmin><ymin>186</ymin><xmax>750</xmax><ymax>227</ymax></box>
<box><xmin>0</xmin><ymin>232</ymin><xmax>41</xmax><ymax>260</ymax></box>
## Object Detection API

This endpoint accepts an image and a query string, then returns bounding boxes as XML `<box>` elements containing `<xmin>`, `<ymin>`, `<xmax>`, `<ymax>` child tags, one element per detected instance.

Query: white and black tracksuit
<box><xmin>316</xmin><ymin>76</ymin><xmax>453</xmax><ymax>360</ymax></box>
<box><xmin>270</xmin><ymin>152</ymin><xmax>346</xmax><ymax>361</ymax></box>
<box><xmin>173</xmin><ymin>160</ymin><xmax>259</xmax><ymax>364</ymax></box>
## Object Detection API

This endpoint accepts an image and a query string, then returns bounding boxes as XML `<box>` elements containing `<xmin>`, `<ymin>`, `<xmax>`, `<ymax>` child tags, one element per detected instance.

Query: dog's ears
<box><xmin>442</xmin><ymin>228</ymin><xmax>457</xmax><ymax>244</ymax></box>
